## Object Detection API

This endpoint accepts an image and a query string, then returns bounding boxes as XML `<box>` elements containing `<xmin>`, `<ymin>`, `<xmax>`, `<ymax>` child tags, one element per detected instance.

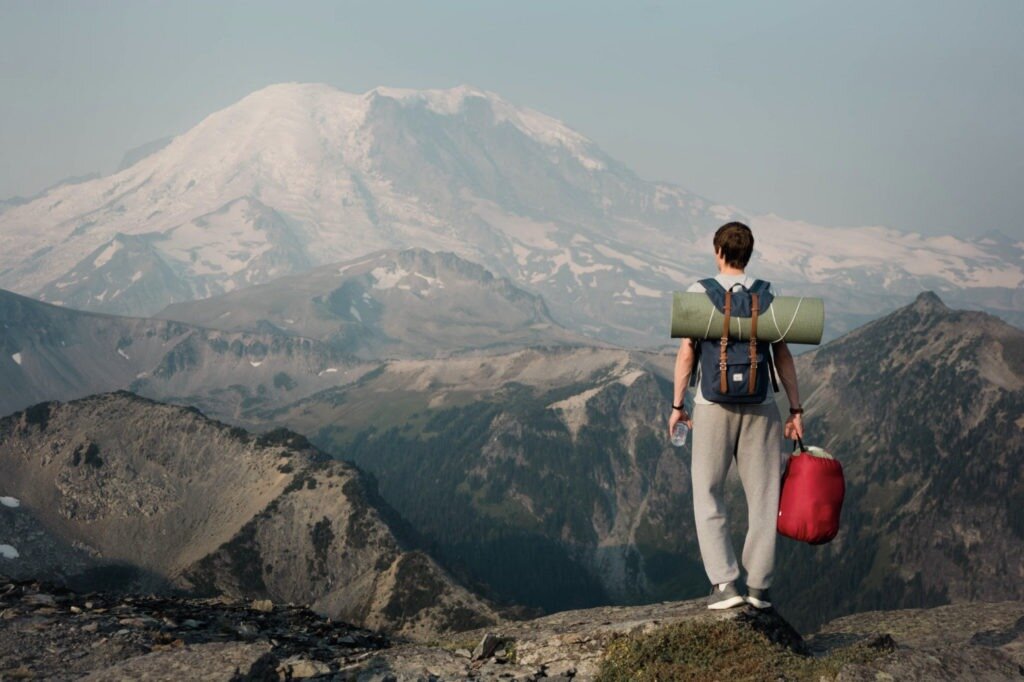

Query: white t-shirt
<box><xmin>685</xmin><ymin>273</ymin><xmax>779</xmax><ymax>405</ymax></box>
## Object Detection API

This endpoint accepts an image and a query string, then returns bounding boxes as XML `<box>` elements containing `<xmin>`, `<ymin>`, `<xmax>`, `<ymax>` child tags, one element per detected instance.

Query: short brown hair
<box><xmin>713</xmin><ymin>222</ymin><xmax>754</xmax><ymax>269</ymax></box>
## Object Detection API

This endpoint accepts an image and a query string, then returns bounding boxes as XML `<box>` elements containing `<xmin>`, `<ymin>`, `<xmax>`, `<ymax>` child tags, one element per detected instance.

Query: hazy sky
<box><xmin>2</xmin><ymin>0</ymin><xmax>1022</xmax><ymax>238</ymax></box>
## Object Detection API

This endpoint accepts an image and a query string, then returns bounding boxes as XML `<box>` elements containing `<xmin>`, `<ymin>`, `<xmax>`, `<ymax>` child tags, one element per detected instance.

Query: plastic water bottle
<box><xmin>671</xmin><ymin>421</ymin><xmax>689</xmax><ymax>447</ymax></box>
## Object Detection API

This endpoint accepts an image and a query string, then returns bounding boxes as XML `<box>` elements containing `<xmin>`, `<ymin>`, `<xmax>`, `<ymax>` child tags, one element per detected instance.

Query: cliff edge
<box><xmin>2</xmin><ymin>573</ymin><xmax>1021</xmax><ymax>680</ymax></box>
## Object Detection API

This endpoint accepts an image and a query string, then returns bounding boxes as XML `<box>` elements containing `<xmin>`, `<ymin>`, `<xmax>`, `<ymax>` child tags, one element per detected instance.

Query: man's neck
<box><xmin>718</xmin><ymin>266</ymin><xmax>745</xmax><ymax>276</ymax></box>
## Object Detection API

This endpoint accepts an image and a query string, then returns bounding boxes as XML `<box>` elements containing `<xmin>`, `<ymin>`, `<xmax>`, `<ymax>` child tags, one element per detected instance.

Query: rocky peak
<box><xmin>783</xmin><ymin>296</ymin><xmax>1024</xmax><ymax>632</ymax></box>
<box><xmin>910</xmin><ymin>290</ymin><xmax>948</xmax><ymax>314</ymax></box>
<box><xmin>0</xmin><ymin>391</ymin><xmax>505</xmax><ymax>641</ymax></box>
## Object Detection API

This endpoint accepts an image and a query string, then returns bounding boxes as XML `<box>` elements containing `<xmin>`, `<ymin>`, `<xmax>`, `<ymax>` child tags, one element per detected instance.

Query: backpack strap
<box><xmin>748</xmin><ymin>292</ymin><xmax>759</xmax><ymax>394</ymax></box>
<box><xmin>749</xmin><ymin>279</ymin><xmax>770</xmax><ymax>295</ymax></box>
<box><xmin>698</xmin><ymin>278</ymin><xmax>728</xmax><ymax>313</ymax></box>
<box><xmin>720</xmin><ymin>290</ymin><xmax>732</xmax><ymax>394</ymax></box>
<box><xmin>699</xmin><ymin>278</ymin><xmax>727</xmax><ymax>294</ymax></box>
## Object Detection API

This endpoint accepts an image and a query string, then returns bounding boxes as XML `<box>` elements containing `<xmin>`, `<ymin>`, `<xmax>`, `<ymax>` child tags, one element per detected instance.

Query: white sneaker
<box><xmin>745</xmin><ymin>587</ymin><xmax>772</xmax><ymax>610</ymax></box>
<box><xmin>707</xmin><ymin>582</ymin><xmax>746</xmax><ymax>610</ymax></box>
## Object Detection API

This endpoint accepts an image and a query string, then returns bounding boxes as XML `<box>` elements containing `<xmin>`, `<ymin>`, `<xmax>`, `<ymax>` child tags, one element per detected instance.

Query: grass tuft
<box><xmin>596</xmin><ymin>619</ymin><xmax>894</xmax><ymax>682</ymax></box>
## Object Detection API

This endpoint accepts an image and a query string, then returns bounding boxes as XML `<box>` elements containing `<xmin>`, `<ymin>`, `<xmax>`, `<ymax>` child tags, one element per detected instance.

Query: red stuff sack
<box><xmin>777</xmin><ymin>437</ymin><xmax>845</xmax><ymax>544</ymax></box>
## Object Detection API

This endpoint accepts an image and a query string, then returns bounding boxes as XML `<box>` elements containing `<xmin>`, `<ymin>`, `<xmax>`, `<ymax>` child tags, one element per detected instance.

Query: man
<box><xmin>668</xmin><ymin>221</ymin><xmax>804</xmax><ymax>610</ymax></box>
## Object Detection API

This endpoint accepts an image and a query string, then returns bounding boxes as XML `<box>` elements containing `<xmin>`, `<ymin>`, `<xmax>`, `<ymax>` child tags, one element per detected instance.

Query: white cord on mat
<box><xmin>702</xmin><ymin>305</ymin><xmax>715</xmax><ymax>339</ymax></box>
<box><xmin>773</xmin><ymin>297</ymin><xmax>804</xmax><ymax>343</ymax></box>
<box><xmin>769</xmin><ymin>304</ymin><xmax>781</xmax><ymax>342</ymax></box>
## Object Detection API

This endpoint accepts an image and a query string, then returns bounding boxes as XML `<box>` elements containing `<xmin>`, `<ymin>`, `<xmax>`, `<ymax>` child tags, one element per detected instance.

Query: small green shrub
<box><xmin>596</xmin><ymin>619</ymin><xmax>893</xmax><ymax>682</ymax></box>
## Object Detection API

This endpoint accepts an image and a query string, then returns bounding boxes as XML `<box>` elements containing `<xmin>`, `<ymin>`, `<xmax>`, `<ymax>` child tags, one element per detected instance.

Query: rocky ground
<box><xmin>0</xmin><ymin>574</ymin><xmax>389</xmax><ymax>680</ymax></box>
<box><xmin>2</xmin><ymin>573</ymin><xmax>1023</xmax><ymax>680</ymax></box>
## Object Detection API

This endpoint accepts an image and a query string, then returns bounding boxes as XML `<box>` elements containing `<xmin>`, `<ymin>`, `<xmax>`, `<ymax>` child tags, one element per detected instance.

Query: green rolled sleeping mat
<box><xmin>670</xmin><ymin>292</ymin><xmax>825</xmax><ymax>344</ymax></box>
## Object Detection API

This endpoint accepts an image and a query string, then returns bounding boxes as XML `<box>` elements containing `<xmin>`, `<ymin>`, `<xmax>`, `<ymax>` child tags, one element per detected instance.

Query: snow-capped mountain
<box><xmin>0</xmin><ymin>82</ymin><xmax>1020</xmax><ymax>346</ymax></box>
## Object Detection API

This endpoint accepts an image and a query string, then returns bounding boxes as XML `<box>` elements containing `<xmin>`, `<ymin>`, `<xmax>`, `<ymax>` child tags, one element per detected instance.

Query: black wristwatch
<box><xmin>672</xmin><ymin>402</ymin><xmax>686</xmax><ymax>411</ymax></box>
<box><xmin>789</xmin><ymin>406</ymin><xmax>804</xmax><ymax>415</ymax></box>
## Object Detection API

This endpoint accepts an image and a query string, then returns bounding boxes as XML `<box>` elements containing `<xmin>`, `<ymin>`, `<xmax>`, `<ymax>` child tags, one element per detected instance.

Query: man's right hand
<box><xmin>669</xmin><ymin>408</ymin><xmax>693</xmax><ymax>438</ymax></box>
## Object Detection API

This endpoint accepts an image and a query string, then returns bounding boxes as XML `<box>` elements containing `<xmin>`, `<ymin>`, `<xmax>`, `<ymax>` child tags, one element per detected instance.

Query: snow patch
<box><xmin>547</xmin><ymin>382</ymin><xmax>621</xmax><ymax>441</ymax></box>
<box><xmin>131</xmin><ymin>270</ymin><xmax>143</xmax><ymax>282</ymax></box>
<box><xmin>369</xmin><ymin>265</ymin><xmax>446</xmax><ymax>292</ymax></box>
<box><xmin>372</xmin><ymin>85</ymin><xmax>606</xmax><ymax>169</ymax></box>
<box><xmin>370</xmin><ymin>265</ymin><xmax>410</xmax><ymax>289</ymax></box>
<box><xmin>548</xmin><ymin>248</ymin><xmax>615</xmax><ymax>286</ymax></box>
<box><xmin>318</xmin><ymin>368</ymin><xmax>338</xmax><ymax>376</ymax></box>
<box><xmin>117</xmin><ymin>348</ymin><xmax>130</xmax><ymax>360</ymax></box>
<box><xmin>617</xmin><ymin>369</ymin><xmax>645</xmax><ymax>386</ymax></box>
<box><xmin>161</xmin><ymin>200</ymin><xmax>273</xmax><ymax>277</ymax></box>
<box><xmin>249</xmin><ymin>360</ymin><xmax>263</xmax><ymax>367</ymax></box>
<box><xmin>92</xmin><ymin>240</ymin><xmax>122</xmax><ymax>268</ymax></box>
<box><xmin>0</xmin><ymin>545</ymin><xmax>18</xmax><ymax>560</ymax></box>
<box><xmin>349</xmin><ymin>305</ymin><xmax>362</xmax><ymax>321</ymax></box>
<box><xmin>593</xmin><ymin>243</ymin><xmax>649</xmax><ymax>271</ymax></box>
<box><xmin>337</xmin><ymin>253</ymin><xmax>381</xmax><ymax>276</ymax></box>
<box><xmin>11</xmin><ymin>352</ymin><xmax>22</xmax><ymax>365</ymax></box>
<box><xmin>628</xmin><ymin>279</ymin><xmax>664</xmax><ymax>298</ymax></box>
<box><xmin>0</xmin><ymin>497</ymin><xmax>20</xmax><ymax>508</ymax></box>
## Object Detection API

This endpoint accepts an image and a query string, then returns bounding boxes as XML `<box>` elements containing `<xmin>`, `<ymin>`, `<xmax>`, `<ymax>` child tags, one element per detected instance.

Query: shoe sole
<box><xmin>745</xmin><ymin>596</ymin><xmax>772</xmax><ymax>609</ymax></box>
<box><xmin>707</xmin><ymin>595</ymin><xmax>746</xmax><ymax>610</ymax></box>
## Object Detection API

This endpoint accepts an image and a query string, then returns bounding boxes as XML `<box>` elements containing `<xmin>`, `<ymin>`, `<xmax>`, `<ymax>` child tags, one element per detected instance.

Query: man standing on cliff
<box><xmin>668</xmin><ymin>221</ymin><xmax>805</xmax><ymax>610</ymax></box>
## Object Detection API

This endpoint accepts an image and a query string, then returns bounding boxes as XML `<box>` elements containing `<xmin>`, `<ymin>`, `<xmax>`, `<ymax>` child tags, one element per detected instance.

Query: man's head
<box><xmin>713</xmin><ymin>222</ymin><xmax>754</xmax><ymax>271</ymax></box>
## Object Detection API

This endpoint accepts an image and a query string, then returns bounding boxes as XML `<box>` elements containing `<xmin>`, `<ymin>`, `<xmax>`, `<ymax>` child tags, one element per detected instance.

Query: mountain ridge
<box><xmin>154</xmin><ymin>246</ymin><xmax>595</xmax><ymax>359</ymax></box>
<box><xmin>0</xmin><ymin>390</ymin><xmax>507</xmax><ymax>641</ymax></box>
<box><xmin>241</xmin><ymin>292</ymin><xmax>1023</xmax><ymax>632</ymax></box>
<box><xmin>773</xmin><ymin>289</ymin><xmax>1024</xmax><ymax>629</ymax></box>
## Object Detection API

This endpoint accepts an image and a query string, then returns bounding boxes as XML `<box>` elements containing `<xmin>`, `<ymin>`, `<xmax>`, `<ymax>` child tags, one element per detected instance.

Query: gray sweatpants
<box><xmin>691</xmin><ymin>401</ymin><xmax>785</xmax><ymax>589</ymax></box>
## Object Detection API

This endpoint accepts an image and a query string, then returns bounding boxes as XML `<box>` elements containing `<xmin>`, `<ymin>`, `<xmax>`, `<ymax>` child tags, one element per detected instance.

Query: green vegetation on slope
<box><xmin>597</xmin><ymin>618</ymin><xmax>894</xmax><ymax>682</ymax></box>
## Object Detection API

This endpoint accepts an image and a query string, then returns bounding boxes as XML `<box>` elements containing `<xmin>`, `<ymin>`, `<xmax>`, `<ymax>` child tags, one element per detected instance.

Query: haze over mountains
<box><xmin>156</xmin><ymin>247</ymin><xmax>593</xmax><ymax>359</ymax></box>
<box><xmin>0</xmin><ymin>82</ymin><xmax>1020</xmax><ymax>346</ymax></box>
<box><xmin>3</xmin><ymin>289</ymin><xmax>1019</xmax><ymax>635</ymax></box>
<box><xmin>1</xmin><ymin>80</ymin><xmax>1022</xmax><ymax>659</ymax></box>
<box><xmin>258</xmin><ymin>293</ymin><xmax>1024</xmax><ymax>631</ymax></box>
<box><xmin>0</xmin><ymin>248</ymin><xmax>593</xmax><ymax>417</ymax></box>
<box><xmin>0</xmin><ymin>285</ymin><xmax>365</xmax><ymax>418</ymax></box>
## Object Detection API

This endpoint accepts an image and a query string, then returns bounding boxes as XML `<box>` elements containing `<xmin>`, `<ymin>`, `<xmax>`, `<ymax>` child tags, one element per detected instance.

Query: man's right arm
<box><xmin>670</xmin><ymin>281</ymin><xmax>706</xmax><ymax>436</ymax></box>
<box><xmin>669</xmin><ymin>338</ymin><xmax>695</xmax><ymax>436</ymax></box>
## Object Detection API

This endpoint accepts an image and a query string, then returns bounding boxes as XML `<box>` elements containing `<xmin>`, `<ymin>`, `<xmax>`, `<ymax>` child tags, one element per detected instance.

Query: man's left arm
<box><xmin>771</xmin><ymin>341</ymin><xmax>804</xmax><ymax>440</ymax></box>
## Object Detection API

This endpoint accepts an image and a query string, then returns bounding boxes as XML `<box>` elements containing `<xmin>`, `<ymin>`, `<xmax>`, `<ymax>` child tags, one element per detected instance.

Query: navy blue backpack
<box><xmin>690</xmin><ymin>278</ymin><xmax>780</xmax><ymax>404</ymax></box>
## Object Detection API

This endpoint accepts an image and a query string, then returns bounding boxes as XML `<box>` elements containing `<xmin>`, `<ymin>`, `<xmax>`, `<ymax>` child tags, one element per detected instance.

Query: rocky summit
<box><xmin>2</xmin><ymin>573</ymin><xmax>1022</xmax><ymax>680</ymax></box>
<box><xmin>0</xmin><ymin>391</ymin><xmax>504</xmax><ymax>642</ymax></box>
